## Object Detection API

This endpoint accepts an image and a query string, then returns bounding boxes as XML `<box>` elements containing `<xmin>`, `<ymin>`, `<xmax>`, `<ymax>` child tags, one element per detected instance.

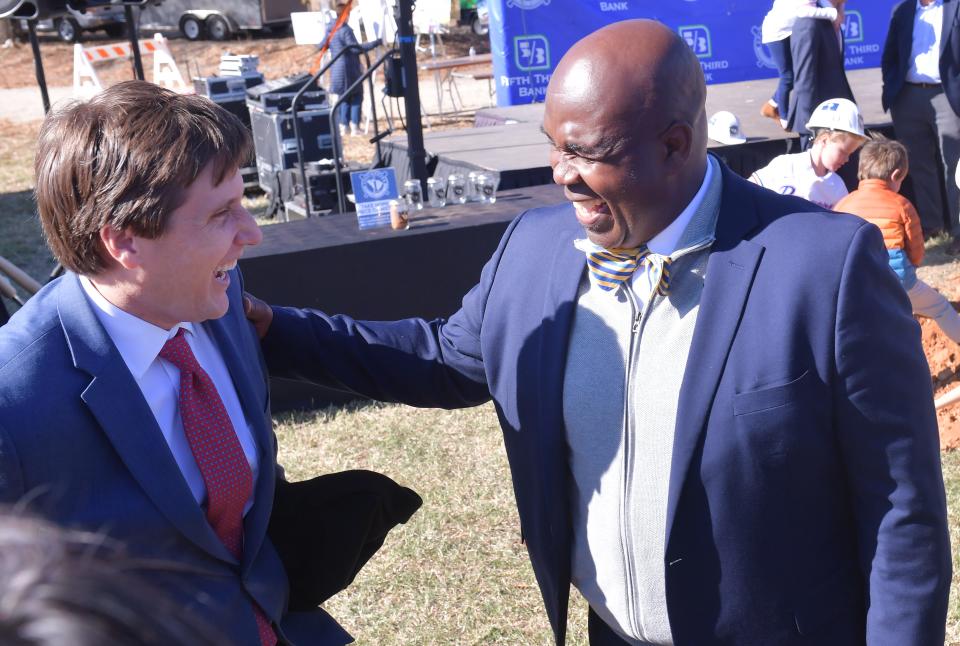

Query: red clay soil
<box><xmin>924</xmin><ymin>314</ymin><xmax>960</xmax><ymax>450</ymax></box>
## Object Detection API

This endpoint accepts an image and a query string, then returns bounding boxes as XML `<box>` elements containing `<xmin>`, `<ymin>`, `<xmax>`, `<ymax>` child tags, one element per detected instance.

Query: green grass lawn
<box><xmin>2</xmin><ymin>121</ymin><xmax>959</xmax><ymax>643</ymax></box>
<box><xmin>279</xmin><ymin>401</ymin><xmax>960</xmax><ymax>645</ymax></box>
<box><xmin>275</xmin><ymin>401</ymin><xmax>588</xmax><ymax>645</ymax></box>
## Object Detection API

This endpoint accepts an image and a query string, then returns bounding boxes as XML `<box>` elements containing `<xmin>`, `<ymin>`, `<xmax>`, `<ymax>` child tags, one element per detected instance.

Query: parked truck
<box><xmin>136</xmin><ymin>0</ymin><xmax>306</xmax><ymax>41</ymax></box>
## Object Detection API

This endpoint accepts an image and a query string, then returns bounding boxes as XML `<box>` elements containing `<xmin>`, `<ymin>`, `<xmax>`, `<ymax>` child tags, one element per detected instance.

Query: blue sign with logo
<box><xmin>488</xmin><ymin>0</ymin><xmax>897</xmax><ymax>106</ymax></box>
<box><xmin>350</xmin><ymin>168</ymin><xmax>399</xmax><ymax>229</ymax></box>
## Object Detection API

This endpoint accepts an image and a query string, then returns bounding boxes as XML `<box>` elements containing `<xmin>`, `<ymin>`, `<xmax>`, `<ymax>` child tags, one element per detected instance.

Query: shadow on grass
<box><xmin>0</xmin><ymin>189</ymin><xmax>54</xmax><ymax>294</ymax></box>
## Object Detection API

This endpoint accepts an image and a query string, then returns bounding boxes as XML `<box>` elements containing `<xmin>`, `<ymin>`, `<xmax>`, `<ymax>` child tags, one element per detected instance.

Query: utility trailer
<box><xmin>136</xmin><ymin>0</ymin><xmax>307</xmax><ymax>41</ymax></box>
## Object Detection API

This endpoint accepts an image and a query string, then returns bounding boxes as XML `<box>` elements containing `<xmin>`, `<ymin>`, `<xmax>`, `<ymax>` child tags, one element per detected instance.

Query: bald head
<box><xmin>549</xmin><ymin>19</ymin><xmax>706</xmax><ymax>136</ymax></box>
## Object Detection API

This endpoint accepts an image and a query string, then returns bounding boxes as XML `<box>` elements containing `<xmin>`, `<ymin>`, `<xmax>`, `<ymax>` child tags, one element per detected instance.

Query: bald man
<box><xmin>247</xmin><ymin>19</ymin><xmax>950</xmax><ymax>645</ymax></box>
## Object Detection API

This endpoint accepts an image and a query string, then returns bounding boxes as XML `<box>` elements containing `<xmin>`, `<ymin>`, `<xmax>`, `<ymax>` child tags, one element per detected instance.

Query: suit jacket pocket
<box><xmin>733</xmin><ymin>370</ymin><xmax>814</xmax><ymax>416</ymax></box>
<box><xmin>732</xmin><ymin>370</ymin><xmax>828</xmax><ymax>460</ymax></box>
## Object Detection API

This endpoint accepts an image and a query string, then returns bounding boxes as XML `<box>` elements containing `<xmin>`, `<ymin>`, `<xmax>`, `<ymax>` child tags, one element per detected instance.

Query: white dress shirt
<box><xmin>630</xmin><ymin>157</ymin><xmax>713</xmax><ymax>293</ymax></box>
<box><xmin>79</xmin><ymin>275</ymin><xmax>260</xmax><ymax>514</ymax></box>
<box><xmin>907</xmin><ymin>0</ymin><xmax>944</xmax><ymax>84</ymax></box>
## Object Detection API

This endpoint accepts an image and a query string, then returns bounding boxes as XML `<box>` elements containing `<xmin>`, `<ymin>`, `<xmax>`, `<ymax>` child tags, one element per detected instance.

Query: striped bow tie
<box><xmin>575</xmin><ymin>240</ymin><xmax>673</xmax><ymax>295</ymax></box>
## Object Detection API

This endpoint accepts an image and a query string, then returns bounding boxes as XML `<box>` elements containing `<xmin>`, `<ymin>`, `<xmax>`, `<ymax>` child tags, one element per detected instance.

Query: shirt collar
<box><xmin>78</xmin><ymin>275</ymin><xmax>195</xmax><ymax>380</ymax></box>
<box><xmin>646</xmin><ymin>158</ymin><xmax>714</xmax><ymax>257</ymax></box>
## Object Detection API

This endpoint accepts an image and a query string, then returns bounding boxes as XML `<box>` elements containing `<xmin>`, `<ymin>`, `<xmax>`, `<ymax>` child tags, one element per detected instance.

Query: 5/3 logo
<box><xmin>842</xmin><ymin>10</ymin><xmax>864</xmax><ymax>43</ymax></box>
<box><xmin>679</xmin><ymin>24</ymin><xmax>712</xmax><ymax>58</ymax></box>
<box><xmin>514</xmin><ymin>35</ymin><xmax>550</xmax><ymax>70</ymax></box>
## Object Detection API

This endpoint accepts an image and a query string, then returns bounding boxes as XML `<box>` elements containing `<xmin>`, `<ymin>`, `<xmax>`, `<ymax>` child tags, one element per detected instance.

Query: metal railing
<box><xmin>290</xmin><ymin>45</ymin><xmax>398</xmax><ymax>216</ymax></box>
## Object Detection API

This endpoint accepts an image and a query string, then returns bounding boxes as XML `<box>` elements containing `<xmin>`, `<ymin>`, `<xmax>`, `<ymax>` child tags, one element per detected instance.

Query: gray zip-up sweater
<box><xmin>562</xmin><ymin>157</ymin><xmax>722</xmax><ymax>645</ymax></box>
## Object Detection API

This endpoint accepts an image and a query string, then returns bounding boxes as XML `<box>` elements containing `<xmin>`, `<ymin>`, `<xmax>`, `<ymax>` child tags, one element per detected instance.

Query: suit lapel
<box><xmin>944</xmin><ymin>0</ymin><xmax>959</xmax><ymax>56</ymax></box>
<box><xmin>537</xmin><ymin>208</ymin><xmax>586</xmax><ymax>490</ymax></box>
<box><xmin>203</xmin><ymin>297</ymin><xmax>275</xmax><ymax>574</ymax></box>
<box><xmin>665</xmin><ymin>168</ymin><xmax>764</xmax><ymax>544</ymax></box>
<box><xmin>58</xmin><ymin>274</ymin><xmax>234</xmax><ymax>562</ymax></box>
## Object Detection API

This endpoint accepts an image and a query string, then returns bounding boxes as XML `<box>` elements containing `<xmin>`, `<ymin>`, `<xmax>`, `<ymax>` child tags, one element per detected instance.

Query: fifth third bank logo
<box><xmin>679</xmin><ymin>25</ymin><xmax>712</xmax><ymax>58</ymax></box>
<box><xmin>506</xmin><ymin>0</ymin><xmax>551</xmax><ymax>8</ymax></box>
<box><xmin>841</xmin><ymin>10</ymin><xmax>864</xmax><ymax>43</ymax></box>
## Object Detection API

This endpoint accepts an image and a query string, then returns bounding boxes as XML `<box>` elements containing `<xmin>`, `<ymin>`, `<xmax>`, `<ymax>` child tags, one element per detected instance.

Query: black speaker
<box><xmin>383</xmin><ymin>53</ymin><xmax>404</xmax><ymax>98</ymax></box>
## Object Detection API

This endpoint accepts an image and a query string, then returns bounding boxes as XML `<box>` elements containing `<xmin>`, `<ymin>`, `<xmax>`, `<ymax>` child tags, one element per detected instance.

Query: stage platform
<box><xmin>240</xmin><ymin>183</ymin><xmax>564</xmax><ymax>411</ymax></box>
<box><xmin>382</xmin><ymin>68</ymin><xmax>890</xmax><ymax>189</ymax></box>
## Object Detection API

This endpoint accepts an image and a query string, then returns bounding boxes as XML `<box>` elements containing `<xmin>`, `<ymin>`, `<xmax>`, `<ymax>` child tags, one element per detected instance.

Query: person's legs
<box><xmin>892</xmin><ymin>86</ymin><xmax>946</xmax><ymax>233</ymax></box>
<box><xmin>766</xmin><ymin>37</ymin><xmax>793</xmax><ymax>122</ymax></box>
<box><xmin>337</xmin><ymin>100</ymin><xmax>350</xmax><ymax>136</ymax></box>
<box><xmin>932</xmin><ymin>91</ymin><xmax>960</xmax><ymax>236</ymax></box>
<box><xmin>349</xmin><ymin>93</ymin><xmax>363</xmax><ymax>129</ymax></box>
<box><xmin>908</xmin><ymin>279</ymin><xmax>960</xmax><ymax>344</ymax></box>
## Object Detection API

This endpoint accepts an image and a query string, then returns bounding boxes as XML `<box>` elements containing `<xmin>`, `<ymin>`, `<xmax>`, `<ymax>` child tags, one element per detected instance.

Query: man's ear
<box><xmin>662</xmin><ymin>121</ymin><xmax>694</xmax><ymax>169</ymax></box>
<box><xmin>98</xmin><ymin>225</ymin><xmax>141</xmax><ymax>270</ymax></box>
<box><xmin>891</xmin><ymin>167</ymin><xmax>907</xmax><ymax>183</ymax></box>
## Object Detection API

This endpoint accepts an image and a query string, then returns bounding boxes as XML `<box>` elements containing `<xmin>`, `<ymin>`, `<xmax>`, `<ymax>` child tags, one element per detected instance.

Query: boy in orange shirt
<box><xmin>835</xmin><ymin>135</ymin><xmax>960</xmax><ymax>344</ymax></box>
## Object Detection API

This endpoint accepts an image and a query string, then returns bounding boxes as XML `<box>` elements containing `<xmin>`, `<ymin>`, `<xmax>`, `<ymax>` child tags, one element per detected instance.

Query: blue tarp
<box><xmin>488</xmin><ymin>0</ymin><xmax>898</xmax><ymax>105</ymax></box>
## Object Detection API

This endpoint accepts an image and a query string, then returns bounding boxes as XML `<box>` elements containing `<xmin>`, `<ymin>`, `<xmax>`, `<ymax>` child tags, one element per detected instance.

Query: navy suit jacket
<box><xmin>787</xmin><ymin>16</ymin><xmax>855</xmax><ymax>136</ymax></box>
<box><xmin>262</xmin><ymin>162</ymin><xmax>951</xmax><ymax>645</ymax></box>
<box><xmin>0</xmin><ymin>270</ymin><xmax>350</xmax><ymax>646</ymax></box>
<box><xmin>882</xmin><ymin>0</ymin><xmax>960</xmax><ymax>115</ymax></box>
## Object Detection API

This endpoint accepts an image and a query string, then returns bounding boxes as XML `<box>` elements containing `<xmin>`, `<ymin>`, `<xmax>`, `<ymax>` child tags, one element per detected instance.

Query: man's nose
<box><xmin>552</xmin><ymin>155</ymin><xmax>580</xmax><ymax>186</ymax></box>
<box><xmin>237</xmin><ymin>209</ymin><xmax>263</xmax><ymax>247</ymax></box>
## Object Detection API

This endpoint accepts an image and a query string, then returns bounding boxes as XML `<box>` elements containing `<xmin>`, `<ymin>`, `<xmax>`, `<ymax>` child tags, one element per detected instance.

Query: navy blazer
<box><xmin>0</xmin><ymin>270</ymin><xmax>350</xmax><ymax>646</ymax></box>
<box><xmin>263</xmin><ymin>162</ymin><xmax>951</xmax><ymax>645</ymax></box>
<box><xmin>882</xmin><ymin>0</ymin><xmax>960</xmax><ymax>115</ymax></box>
<box><xmin>787</xmin><ymin>16</ymin><xmax>855</xmax><ymax>136</ymax></box>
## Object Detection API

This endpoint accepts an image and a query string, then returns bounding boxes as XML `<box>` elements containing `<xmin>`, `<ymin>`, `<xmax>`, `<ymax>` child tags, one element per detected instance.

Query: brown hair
<box><xmin>811</xmin><ymin>127</ymin><xmax>865</xmax><ymax>146</ymax></box>
<box><xmin>34</xmin><ymin>80</ymin><xmax>252</xmax><ymax>275</ymax></box>
<box><xmin>857</xmin><ymin>133</ymin><xmax>909</xmax><ymax>181</ymax></box>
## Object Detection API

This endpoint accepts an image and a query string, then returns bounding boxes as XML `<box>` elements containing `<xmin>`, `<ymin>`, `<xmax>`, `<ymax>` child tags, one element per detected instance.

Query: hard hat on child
<box><xmin>805</xmin><ymin>98</ymin><xmax>865</xmax><ymax>138</ymax></box>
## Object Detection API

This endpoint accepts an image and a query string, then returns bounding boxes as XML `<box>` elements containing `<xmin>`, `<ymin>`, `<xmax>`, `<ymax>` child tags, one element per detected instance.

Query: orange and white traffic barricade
<box><xmin>73</xmin><ymin>33</ymin><xmax>190</xmax><ymax>97</ymax></box>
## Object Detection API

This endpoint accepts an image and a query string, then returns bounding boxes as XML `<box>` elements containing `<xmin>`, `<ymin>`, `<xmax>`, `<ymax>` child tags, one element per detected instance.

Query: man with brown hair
<box><xmin>0</xmin><ymin>81</ymin><xmax>352</xmax><ymax>645</ymax></box>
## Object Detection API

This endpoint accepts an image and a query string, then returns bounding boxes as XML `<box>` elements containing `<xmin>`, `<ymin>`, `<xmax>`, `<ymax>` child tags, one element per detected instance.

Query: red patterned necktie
<box><xmin>160</xmin><ymin>329</ymin><xmax>277</xmax><ymax>646</ymax></box>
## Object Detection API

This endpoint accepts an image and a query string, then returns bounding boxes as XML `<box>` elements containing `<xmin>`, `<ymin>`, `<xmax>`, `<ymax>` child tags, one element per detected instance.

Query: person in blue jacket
<box><xmin>248</xmin><ymin>19</ymin><xmax>950</xmax><ymax>645</ymax></box>
<box><xmin>328</xmin><ymin>0</ymin><xmax>380</xmax><ymax>137</ymax></box>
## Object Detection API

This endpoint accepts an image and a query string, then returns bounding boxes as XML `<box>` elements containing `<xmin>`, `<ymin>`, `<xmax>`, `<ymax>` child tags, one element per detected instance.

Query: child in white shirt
<box><xmin>750</xmin><ymin>97</ymin><xmax>866</xmax><ymax>209</ymax></box>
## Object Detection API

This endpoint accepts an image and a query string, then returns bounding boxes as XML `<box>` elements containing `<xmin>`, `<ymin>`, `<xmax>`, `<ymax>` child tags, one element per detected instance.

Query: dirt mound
<box><xmin>923</xmin><ymin>313</ymin><xmax>960</xmax><ymax>449</ymax></box>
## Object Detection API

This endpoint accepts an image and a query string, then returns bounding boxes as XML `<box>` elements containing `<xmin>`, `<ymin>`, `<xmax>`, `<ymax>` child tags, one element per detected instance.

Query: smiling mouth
<box><xmin>214</xmin><ymin>260</ymin><xmax>237</xmax><ymax>283</ymax></box>
<box><xmin>572</xmin><ymin>199</ymin><xmax>610</xmax><ymax>227</ymax></box>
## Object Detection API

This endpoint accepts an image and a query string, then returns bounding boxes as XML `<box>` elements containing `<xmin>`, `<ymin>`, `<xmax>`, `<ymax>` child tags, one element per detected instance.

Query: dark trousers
<box><xmin>588</xmin><ymin>607</ymin><xmax>633</xmax><ymax>645</ymax></box>
<box><xmin>891</xmin><ymin>83</ymin><xmax>960</xmax><ymax>235</ymax></box>
<box><xmin>767</xmin><ymin>36</ymin><xmax>793</xmax><ymax>119</ymax></box>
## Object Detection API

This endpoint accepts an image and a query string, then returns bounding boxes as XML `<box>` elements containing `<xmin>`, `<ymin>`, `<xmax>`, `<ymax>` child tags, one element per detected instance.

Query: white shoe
<box><xmin>339</xmin><ymin>124</ymin><xmax>347</xmax><ymax>137</ymax></box>
<box><xmin>349</xmin><ymin>124</ymin><xmax>361</xmax><ymax>137</ymax></box>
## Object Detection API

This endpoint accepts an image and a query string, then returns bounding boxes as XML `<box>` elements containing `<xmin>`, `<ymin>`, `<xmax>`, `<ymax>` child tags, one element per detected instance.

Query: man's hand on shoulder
<box><xmin>243</xmin><ymin>292</ymin><xmax>273</xmax><ymax>340</ymax></box>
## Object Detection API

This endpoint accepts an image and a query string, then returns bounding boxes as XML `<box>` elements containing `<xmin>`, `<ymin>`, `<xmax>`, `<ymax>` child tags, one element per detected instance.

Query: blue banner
<box><xmin>488</xmin><ymin>0</ymin><xmax>897</xmax><ymax>106</ymax></box>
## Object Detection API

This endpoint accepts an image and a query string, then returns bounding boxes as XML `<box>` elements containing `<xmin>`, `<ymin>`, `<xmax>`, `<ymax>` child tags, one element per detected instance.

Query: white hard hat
<box><xmin>804</xmin><ymin>98</ymin><xmax>865</xmax><ymax>137</ymax></box>
<box><xmin>708</xmin><ymin>111</ymin><xmax>747</xmax><ymax>145</ymax></box>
